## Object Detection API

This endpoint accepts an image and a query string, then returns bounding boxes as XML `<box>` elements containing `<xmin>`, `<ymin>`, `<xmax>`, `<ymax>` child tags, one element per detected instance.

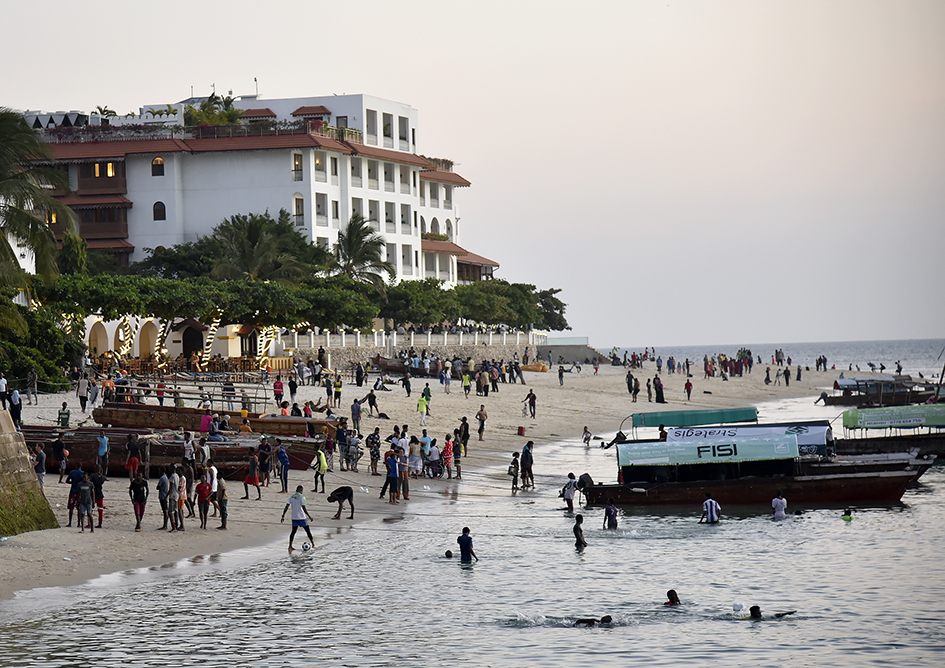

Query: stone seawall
<box><xmin>0</xmin><ymin>413</ymin><xmax>58</xmax><ymax>536</ymax></box>
<box><xmin>296</xmin><ymin>343</ymin><xmax>535</xmax><ymax>373</ymax></box>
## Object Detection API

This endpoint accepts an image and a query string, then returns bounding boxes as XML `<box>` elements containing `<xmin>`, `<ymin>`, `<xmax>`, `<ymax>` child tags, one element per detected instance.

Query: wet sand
<box><xmin>0</xmin><ymin>361</ymin><xmax>843</xmax><ymax>599</ymax></box>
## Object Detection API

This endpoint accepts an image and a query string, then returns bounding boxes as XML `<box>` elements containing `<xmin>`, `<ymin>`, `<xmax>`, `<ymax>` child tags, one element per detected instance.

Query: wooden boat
<box><xmin>582</xmin><ymin>431</ymin><xmax>929</xmax><ymax>507</ymax></box>
<box><xmin>91</xmin><ymin>402</ymin><xmax>339</xmax><ymax>439</ymax></box>
<box><xmin>834</xmin><ymin>405</ymin><xmax>945</xmax><ymax>459</ymax></box>
<box><xmin>822</xmin><ymin>376</ymin><xmax>938</xmax><ymax>407</ymax></box>
<box><xmin>23</xmin><ymin>424</ymin><xmax>325</xmax><ymax>479</ymax></box>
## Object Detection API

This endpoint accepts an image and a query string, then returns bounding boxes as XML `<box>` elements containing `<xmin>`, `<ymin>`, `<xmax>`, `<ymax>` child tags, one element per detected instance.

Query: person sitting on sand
<box><xmin>573</xmin><ymin>615</ymin><xmax>613</xmax><ymax>627</ymax></box>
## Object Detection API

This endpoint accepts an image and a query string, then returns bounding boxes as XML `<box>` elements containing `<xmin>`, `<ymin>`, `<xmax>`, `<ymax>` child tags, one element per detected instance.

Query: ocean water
<box><xmin>616</xmin><ymin>338</ymin><xmax>945</xmax><ymax>379</ymax></box>
<box><xmin>1</xmin><ymin>440</ymin><xmax>943</xmax><ymax>667</ymax></box>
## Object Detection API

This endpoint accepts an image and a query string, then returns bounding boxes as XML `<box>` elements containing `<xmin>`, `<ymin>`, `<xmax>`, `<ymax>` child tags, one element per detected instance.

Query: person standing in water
<box><xmin>700</xmin><ymin>492</ymin><xmax>721</xmax><ymax>524</ymax></box>
<box><xmin>563</xmin><ymin>472</ymin><xmax>578</xmax><ymax>512</ymax></box>
<box><xmin>457</xmin><ymin>526</ymin><xmax>478</xmax><ymax>562</ymax></box>
<box><xmin>603</xmin><ymin>498</ymin><xmax>618</xmax><ymax>530</ymax></box>
<box><xmin>573</xmin><ymin>514</ymin><xmax>587</xmax><ymax>549</ymax></box>
<box><xmin>772</xmin><ymin>490</ymin><xmax>788</xmax><ymax>520</ymax></box>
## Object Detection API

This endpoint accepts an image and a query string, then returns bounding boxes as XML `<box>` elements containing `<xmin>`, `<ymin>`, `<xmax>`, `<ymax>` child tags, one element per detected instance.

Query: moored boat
<box><xmin>582</xmin><ymin>432</ymin><xmax>928</xmax><ymax>507</ymax></box>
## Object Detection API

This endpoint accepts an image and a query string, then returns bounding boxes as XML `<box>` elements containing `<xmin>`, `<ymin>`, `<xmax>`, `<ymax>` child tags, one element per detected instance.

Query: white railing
<box><xmin>278</xmin><ymin>330</ymin><xmax>548</xmax><ymax>352</ymax></box>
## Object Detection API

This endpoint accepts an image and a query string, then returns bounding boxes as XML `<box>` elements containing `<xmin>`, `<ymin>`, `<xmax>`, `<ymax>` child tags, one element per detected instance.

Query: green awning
<box><xmin>630</xmin><ymin>407</ymin><xmax>758</xmax><ymax>429</ymax></box>
<box><xmin>617</xmin><ymin>434</ymin><xmax>799</xmax><ymax>467</ymax></box>
<box><xmin>842</xmin><ymin>405</ymin><xmax>945</xmax><ymax>429</ymax></box>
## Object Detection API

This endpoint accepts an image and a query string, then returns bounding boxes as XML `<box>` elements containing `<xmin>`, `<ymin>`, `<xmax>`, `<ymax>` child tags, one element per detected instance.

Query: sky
<box><xmin>4</xmin><ymin>1</ymin><xmax>944</xmax><ymax>348</ymax></box>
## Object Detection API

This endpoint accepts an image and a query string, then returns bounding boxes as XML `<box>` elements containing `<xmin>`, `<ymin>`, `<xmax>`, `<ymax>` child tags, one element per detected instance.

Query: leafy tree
<box><xmin>95</xmin><ymin>106</ymin><xmax>117</xmax><ymax>118</ymax></box>
<box><xmin>211</xmin><ymin>212</ymin><xmax>307</xmax><ymax>284</ymax></box>
<box><xmin>330</xmin><ymin>213</ymin><xmax>395</xmax><ymax>294</ymax></box>
<box><xmin>0</xmin><ymin>303</ymin><xmax>82</xmax><ymax>390</ymax></box>
<box><xmin>129</xmin><ymin>237</ymin><xmax>222</xmax><ymax>278</ymax></box>
<box><xmin>0</xmin><ymin>108</ymin><xmax>77</xmax><ymax>287</ymax></box>
<box><xmin>453</xmin><ymin>281</ymin><xmax>511</xmax><ymax>325</ymax></box>
<box><xmin>183</xmin><ymin>93</ymin><xmax>243</xmax><ymax>126</ymax></box>
<box><xmin>380</xmin><ymin>278</ymin><xmax>457</xmax><ymax>328</ymax></box>
<box><xmin>536</xmin><ymin>288</ymin><xmax>570</xmax><ymax>331</ymax></box>
<box><xmin>57</xmin><ymin>230</ymin><xmax>88</xmax><ymax>275</ymax></box>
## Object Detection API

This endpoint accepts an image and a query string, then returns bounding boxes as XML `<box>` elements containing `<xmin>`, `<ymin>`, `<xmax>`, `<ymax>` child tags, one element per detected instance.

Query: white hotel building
<box><xmin>29</xmin><ymin>94</ymin><xmax>497</xmax><ymax>286</ymax></box>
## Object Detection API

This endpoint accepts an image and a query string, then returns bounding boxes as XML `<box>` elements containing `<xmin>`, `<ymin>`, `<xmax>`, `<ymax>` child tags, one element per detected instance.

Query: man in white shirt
<box><xmin>700</xmin><ymin>492</ymin><xmax>721</xmax><ymax>524</ymax></box>
<box><xmin>281</xmin><ymin>485</ymin><xmax>315</xmax><ymax>551</ymax></box>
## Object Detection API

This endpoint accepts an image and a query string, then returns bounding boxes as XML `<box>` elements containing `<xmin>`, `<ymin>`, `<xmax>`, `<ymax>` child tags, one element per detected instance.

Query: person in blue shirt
<box><xmin>277</xmin><ymin>445</ymin><xmax>291</xmax><ymax>493</ymax></box>
<box><xmin>386</xmin><ymin>451</ymin><xmax>400</xmax><ymax>505</ymax></box>
<box><xmin>457</xmin><ymin>526</ymin><xmax>478</xmax><ymax>562</ymax></box>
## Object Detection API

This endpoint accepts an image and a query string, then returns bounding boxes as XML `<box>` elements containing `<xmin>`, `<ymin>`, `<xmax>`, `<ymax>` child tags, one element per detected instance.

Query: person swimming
<box><xmin>572</xmin><ymin>615</ymin><xmax>613</xmax><ymax>627</ymax></box>
<box><xmin>748</xmin><ymin>605</ymin><xmax>797</xmax><ymax>620</ymax></box>
<box><xmin>665</xmin><ymin>589</ymin><xmax>681</xmax><ymax>606</ymax></box>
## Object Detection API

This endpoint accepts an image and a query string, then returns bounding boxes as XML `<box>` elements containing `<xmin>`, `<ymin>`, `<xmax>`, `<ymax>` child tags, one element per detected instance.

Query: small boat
<box><xmin>834</xmin><ymin>405</ymin><xmax>945</xmax><ymax>459</ymax></box>
<box><xmin>91</xmin><ymin>402</ymin><xmax>339</xmax><ymax>439</ymax></box>
<box><xmin>582</xmin><ymin>430</ymin><xmax>929</xmax><ymax>507</ymax></box>
<box><xmin>822</xmin><ymin>376</ymin><xmax>938</xmax><ymax>407</ymax></box>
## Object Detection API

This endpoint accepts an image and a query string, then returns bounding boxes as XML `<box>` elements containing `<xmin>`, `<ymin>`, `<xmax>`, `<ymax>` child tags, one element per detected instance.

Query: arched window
<box><xmin>445</xmin><ymin>219</ymin><xmax>453</xmax><ymax>241</ymax></box>
<box><xmin>431</xmin><ymin>217</ymin><xmax>439</xmax><ymax>235</ymax></box>
<box><xmin>420</xmin><ymin>216</ymin><xmax>426</xmax><ymax>234</ymax></box>
<box><xmin>153</xmin><ymin>201</ymin><xmax>166</xmax><ymax>221</ymax></box>
<box><xmin>151</xmin><ymin>157</ymin><xmax>164</xmax><ymax>176</ymax></box>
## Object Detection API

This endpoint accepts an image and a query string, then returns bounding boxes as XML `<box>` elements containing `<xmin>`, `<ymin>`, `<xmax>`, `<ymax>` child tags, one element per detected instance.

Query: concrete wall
<box><xmin>296</xmin><ymin>343</ymin><xmax>533</xmax><ymax>374</ymax></box>
<box><xmin>537</xmin><ymin>344</ymin><xmax>607</xmax><ymax>365</ymax></box>
<box><xmin>0</xmin><ymin>412</ymin><xmax>58</xmax><ymax>536</ymax></box>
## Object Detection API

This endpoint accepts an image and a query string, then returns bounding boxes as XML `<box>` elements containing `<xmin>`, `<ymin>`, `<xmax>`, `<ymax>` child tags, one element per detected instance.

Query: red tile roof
<box><xmin>291</xmin><ymin>105</ymin><xmax>332</xmax><ymax>117</ymax></box>
<box><xmin>85</xmin><ymin>239</ymin><xmax>135</xmax><ymax>250</ymax></box>
<box><xmin>56</xmin><ymin>194</ymin><xmax>133</xmax><ymax>208</ymax></box>
<box><xmin>45</xmin><ymin>133</ymin><xmax>354</xmax><ymax>160</ymax></box>
<box><xmin>46</xmin><ymin>139</ymin><xmax>190</xmax><ymax>161</ymax></box>
<box><xmin>350</xmin><ymin>144</ymin><xmax>434</xmax><ymax>168</ymax></box>
<box><xmin>240</xmin><ymin>108</ymin><xmax>277</xmax><ymax>119</ymax></box>
<box><xmin>419</xmin><ymin>170</ymin><xmax>471</xmax><ymax>187</ymax></box>
<box><xmin>458</xmin><ymin>251</ymin><xmax>499</xmax><ymax>268</ymax></box>
<box><xmin>421</xmin><ymin>240</ymin><xmax>467</xmax><ymax>256</ymax></box>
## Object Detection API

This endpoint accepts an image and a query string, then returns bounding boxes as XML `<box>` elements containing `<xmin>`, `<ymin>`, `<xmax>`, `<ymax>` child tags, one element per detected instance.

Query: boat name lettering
<box><xmin>696</xmin><ymin>443</ymin><xmax>738</xmax><ymax>459</ymax></box>
<box><xmin>672</xmin><ymin>428</ymin><xmax>738</xmax><ymax>439</ymax></box>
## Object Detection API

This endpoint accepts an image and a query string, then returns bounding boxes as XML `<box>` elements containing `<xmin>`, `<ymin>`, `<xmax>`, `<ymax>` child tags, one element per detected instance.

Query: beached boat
<box><xmin>23</xmin><ymin>424</ymin><xmax>325</xmax><ymax>479</ymax></box>
<box><xmin>582</xmin><ymin>431</ymin><xmax>928</xmax><ymax>507</ymax></box>
<box><xmin>822</xmin><ymin>376</ymin><xmax>938</xmax><ymax>407</ymax></box>
<box><xmin>91</xmin><ymin>402</ymin><xmax>339</xmax><ymax>439</ymax></box>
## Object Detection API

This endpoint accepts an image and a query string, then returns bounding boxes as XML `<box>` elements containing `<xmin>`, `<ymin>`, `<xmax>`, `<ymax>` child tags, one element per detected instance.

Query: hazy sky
<box><xmin>4</xmin><ymin>1</ymin><xmax>943</xmax><ymax>347</ymax></box>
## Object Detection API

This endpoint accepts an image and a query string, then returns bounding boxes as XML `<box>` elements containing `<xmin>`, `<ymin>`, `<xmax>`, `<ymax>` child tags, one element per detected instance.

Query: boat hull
<box><xmin>582</xmin><ymin>470</ymin><xmax>918</xmax><ymax>507</ymax></box>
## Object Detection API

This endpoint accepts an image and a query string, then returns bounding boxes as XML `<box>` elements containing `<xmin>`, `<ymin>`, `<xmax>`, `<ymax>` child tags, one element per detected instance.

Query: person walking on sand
<box><xmin>558</xmin><ymin>365</ymin><xmax>565</xmax><ymax>386</ymax></box>
<box><xmin>475</xmin><ymin>405</ymin><xmax>488</xmax><ymax>441</ymax></box>
<box><xmin>524</xmin><ymin>390</ymin><xmax>537</xmax><ymax>419</ymax></box>
<box><xmin>242</xmin><ymin>447</ymin><xmax>262</xmax><ymax>500</ymax></box>
<box><xmin>573</xmin><ymin>514</ymin><xmax>587</xmax><ymax>549</ymax></box>
<box><xmin>129</xmin><ymin>471</ymin><xmax>149</xmax><ymax>532</ymax></box>
<box><xmin>646</xmin><ymin>379</ymin><xmax>652</xmax><ymax>402</ymax></box>
<box><xmin>417</xmin><ymin>394</ymin><xmax>428</xmax><ymax>426</ymax></box>
<box><xmin>685</xmin><ymin>379</ymin><xmax>693</xmax><ymax>400</ymax></box>
<box><xmin>281</xmin><ymin>485</ymin><xmax>315</xmax><ymax>552</ymax></box>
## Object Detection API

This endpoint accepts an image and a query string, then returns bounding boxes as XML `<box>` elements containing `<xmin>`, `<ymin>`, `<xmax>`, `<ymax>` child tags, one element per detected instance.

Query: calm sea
<box><xmin>616</xmin><ymin>338</ymin><xmax>945</xmax><ymax>378</ymax></box>
<box><xmin>1</xmin><ymin>436</ymin><xmax>943</xmax><ymax>667</ymax></box>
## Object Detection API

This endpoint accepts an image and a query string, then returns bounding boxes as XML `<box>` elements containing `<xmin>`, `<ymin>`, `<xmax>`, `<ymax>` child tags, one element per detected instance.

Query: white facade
<box><xmin>39</xmin><ymin>94</ymin><xmax>478</xmax><ymax>285</ymax></box>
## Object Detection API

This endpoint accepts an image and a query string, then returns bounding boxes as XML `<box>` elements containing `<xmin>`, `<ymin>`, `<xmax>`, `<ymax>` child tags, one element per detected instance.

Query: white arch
<box><xmin>137</xmin><ymin>320</ymin><xmax>160</xmax><ymax>357</ymax></box>
<box><xmin>88</xmin><ymin>321</ymin><xmax>109</xmax><ymax>355</ymax></box>
<box><xmin>431</xmin><ymin>217</ymin><xmax>439</xmax><ymax>235</ymax></box>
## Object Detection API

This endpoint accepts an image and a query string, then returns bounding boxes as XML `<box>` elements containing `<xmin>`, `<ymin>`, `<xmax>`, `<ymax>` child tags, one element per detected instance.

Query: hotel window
<box><xmin>153</xmin><ymin>201</ymin><xmax>166</xmax><ymax>221</ymax></box>
<box><xmin>332</xmin><ymin>200</ymin><xmax>339</xmax><ymax>220</ymax></box>
<box><xmin>94</xmin><ymin>163</ymin><xmax>100</xmax><ymax>178</ymax></box>
<box><xmin>292</xmin><ymin>154</ymin><xmax>303</xmax><ymax>181</ymax></box>
<box><xmin>331</xmin><ymin>157</ymin><xmax>338</xmax><ymax>176</ymax></box>
<box><xmin>151</xmin><ymin>157</ymin><xmax>164</xmax><ymax>177</ymax></box>
<box><xmin>47</xmin><ymin>212</ymin><xmax>58</xmax><ymax>225</ymax></box>
<box><xmin>106</xmin><ymin>162</ymin><xmax>115</xmax><ymax>178</ymax></box>
<box><xmin>293</xmin><ymin>197</ymin><xmax>305</xmax><ymax>227</ymax></box>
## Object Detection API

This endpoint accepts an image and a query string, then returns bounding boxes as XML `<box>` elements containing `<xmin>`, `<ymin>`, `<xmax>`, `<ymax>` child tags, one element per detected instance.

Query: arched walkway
<box><xmin>182</xmin><ymin>327</ymin><xmax>204</xmax><ymax>358</ymax></box>
<box><xmin>88</xmin><ymin>321</ymin><xmax>109</xmax><ymax>356</ymax></box>
<box><xmin>138</xmin><ymin>321</ymin><xmax>159</xmax><ymax>357</ymax></box>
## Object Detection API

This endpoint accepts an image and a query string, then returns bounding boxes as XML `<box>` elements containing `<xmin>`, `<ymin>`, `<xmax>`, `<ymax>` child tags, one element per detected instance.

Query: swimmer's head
<box><xmin>599</xmin><ymin>615</ymin><xmax>613</xmax><ymax>624</ymax></box>
<box><xmin>667</xmin><ymin>589</ymin><xmax>680</xmax><ymax>604</ymax></box>
<box><xmin>749</xmin><ymin>606</ymin><xmax>762</xmax><ymax>619</ymax></box>
<box><xmin>445</xmin><ymin>550</ymin><xmax>453</xmax><ymax>558</ymax></box>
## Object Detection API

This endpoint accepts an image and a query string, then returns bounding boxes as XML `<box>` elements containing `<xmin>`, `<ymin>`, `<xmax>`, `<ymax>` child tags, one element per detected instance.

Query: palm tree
<box><xmin>330</xmin><ymin>213</ymin><xmax>395</xmax><ymax>293</ymax></box>
<box><xmin>211</xmin><ymin>213</ymin><xmax>306</xmax><ymax>284</ymax></box>
<box><xmin>0</xmin><ymin>108</ymin><xmax>76</xmax><ymax>288</ymax></box>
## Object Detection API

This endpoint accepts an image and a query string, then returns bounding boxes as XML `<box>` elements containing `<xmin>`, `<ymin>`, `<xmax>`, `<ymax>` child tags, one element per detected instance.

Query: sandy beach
<box><xmin>0</xmin><ymin>360</ymin><xmax>842</xmax><ymax>600</ymax></box>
